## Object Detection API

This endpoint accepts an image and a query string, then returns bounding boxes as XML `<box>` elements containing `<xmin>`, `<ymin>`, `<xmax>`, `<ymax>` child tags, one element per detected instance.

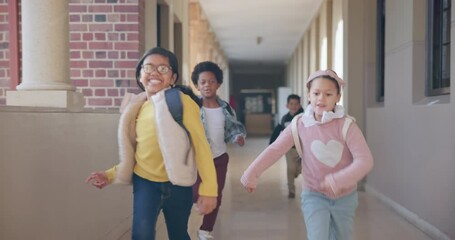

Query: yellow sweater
<box><xmin>106</xmin><ymin>93</ymin><xmax>217</xmax><ymax>197</ymax></box>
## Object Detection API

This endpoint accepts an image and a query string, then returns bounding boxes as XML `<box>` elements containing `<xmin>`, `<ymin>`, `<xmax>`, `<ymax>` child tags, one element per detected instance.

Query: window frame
<box><xmin>426</xmin><ymin>0</ymin><xmax>451</xmax><ymax>96</ymax></box>
<box><xmin>376</xmin><ymin>0</ymin><xmax>386</xmax><ymax>102</ymax></box>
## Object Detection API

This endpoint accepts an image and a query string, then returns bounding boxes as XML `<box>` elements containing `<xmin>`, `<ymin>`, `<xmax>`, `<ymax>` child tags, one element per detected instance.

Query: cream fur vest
<box><xmin>114</xmin><ymin>90</ymin><xmax>197</xmax><ymax>186</ymax></box>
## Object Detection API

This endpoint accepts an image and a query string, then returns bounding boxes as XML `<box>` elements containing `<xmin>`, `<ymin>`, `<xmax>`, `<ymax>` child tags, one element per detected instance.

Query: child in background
<box><xmin>191</xmin><ymin>61</ymin><xmax>247</xmax><ymax>240</ymax></box>
<box><xmin>241</xmin><ymin>69</ymin><xmax>373</xmax><ymax>240</ymax></box>
<box><xmin>269</xmin><ymin>94</ymin><xmax>304</xmax><ymax>198</ymax></box>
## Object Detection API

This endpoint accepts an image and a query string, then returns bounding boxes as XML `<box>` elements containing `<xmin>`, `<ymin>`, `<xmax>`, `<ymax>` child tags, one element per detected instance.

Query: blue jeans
<box><xmin>132</xmin><ymin>174</ymin><xmax>192</xmax><ymax>240</ymax></box>
<box><xmin>301</xmin><ymin>190</ymin><xmax>358</xmax><ymax>240</ymax></box>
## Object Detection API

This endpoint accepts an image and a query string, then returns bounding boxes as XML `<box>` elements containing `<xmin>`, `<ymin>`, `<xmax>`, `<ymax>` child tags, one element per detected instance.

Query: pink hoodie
<box><xmin>241</xmin><ymin>107</ymin><xmax>373</xmax><ymax>199</ymax></box>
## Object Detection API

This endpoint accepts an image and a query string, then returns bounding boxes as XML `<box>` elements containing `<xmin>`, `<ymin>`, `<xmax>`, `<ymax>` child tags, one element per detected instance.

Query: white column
<box><xmin>6</xmin><ymin>0</ymin><xmax>84</xmax><ymax>110</ymax></box>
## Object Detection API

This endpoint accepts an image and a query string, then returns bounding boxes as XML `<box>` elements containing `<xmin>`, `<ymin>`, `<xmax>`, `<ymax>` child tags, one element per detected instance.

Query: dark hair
<box><xmin>306</xmin><ymin>75</ymin><xmax>341</xmax><ymax>94</ymax></box>
<box><xmin>190</xmin><ymin>61</ymin><xmax>223</xmax><ymax>85</ymax></box>
<box><xmin>287</xmin><ymin>94</ymin><xmax>301</xmax><ymax>103</ymax></box>
<box><xmin>135</xmin><ymin>47</ymin><xmax>179</xmax><ymax>91</ymax></box>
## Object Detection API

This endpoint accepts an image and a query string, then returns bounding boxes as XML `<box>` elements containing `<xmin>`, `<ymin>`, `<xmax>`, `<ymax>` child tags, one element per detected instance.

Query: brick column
<box><xmin>6</xmin><ymin>0</ymin><xmax>84</xmax><ymax>110</ymax></box>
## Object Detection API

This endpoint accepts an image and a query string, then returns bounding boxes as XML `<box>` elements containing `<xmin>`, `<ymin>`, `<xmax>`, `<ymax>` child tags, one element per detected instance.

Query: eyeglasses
<box><xmin>142</xmin><ymin>64</ymin><xmax>172</xmax><ymax>74</ymax></box>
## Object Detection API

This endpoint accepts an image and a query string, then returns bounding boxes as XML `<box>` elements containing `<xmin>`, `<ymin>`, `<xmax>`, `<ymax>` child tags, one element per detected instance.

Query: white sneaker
<box><xmin>198</xmin><ymin>230</ymin><xmax>214</xmax><ymax>240</ymax></box>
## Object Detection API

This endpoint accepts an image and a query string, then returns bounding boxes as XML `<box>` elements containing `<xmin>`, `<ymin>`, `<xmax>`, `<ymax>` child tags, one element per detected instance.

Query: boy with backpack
<box><xmin>269</xmin><ymin>94</ymin><xmax>304</xmax><ymax>198</ymax></box>
<box><xmin>191</xmin><ymin>61</ymin><xmax>246</xmax><ymax>240</ymax></box>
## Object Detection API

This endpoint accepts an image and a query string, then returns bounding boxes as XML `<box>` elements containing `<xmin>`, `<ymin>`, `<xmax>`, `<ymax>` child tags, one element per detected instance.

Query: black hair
<box><xmin>287</xmin><ymin>94</ymin><xmax>301</xmax><ymax>103</ymax></box>
<box><xmin>306</xmin><ymin>75</ymin><xmax>341</xmax><ymax>94</ymax></box>
<box><xmin>190</xmin><ymin>61</ymin><xmax>223</xmax><ymax>85</ymax></box>
<box><xmin>135</xmin><ymin>47</ymin><xmax>179</xmax><ymax>91</ymax></box>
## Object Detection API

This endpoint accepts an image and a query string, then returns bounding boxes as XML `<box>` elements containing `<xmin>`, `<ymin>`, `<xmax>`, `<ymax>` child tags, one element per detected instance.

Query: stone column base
<box><xmin>6</xmin><ymin>90</ymin><xmax>85</xmax><ymax>111</ymax></box>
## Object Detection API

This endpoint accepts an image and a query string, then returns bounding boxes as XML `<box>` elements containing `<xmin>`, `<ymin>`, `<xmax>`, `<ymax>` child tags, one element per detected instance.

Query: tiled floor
<box><xmin>131</xmin><ymin>137</ymin><xmax>434</xmax><ymax>240</ymax></box>
<box><xmin>206</xmin><ymin>137</ymin><xmax>433</xmax><ymax>240</ymax></box>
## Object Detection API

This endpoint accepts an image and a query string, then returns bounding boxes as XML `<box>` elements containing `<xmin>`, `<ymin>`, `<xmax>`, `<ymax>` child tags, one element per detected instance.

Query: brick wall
<box><xmin>69</xmin><ymin>0</ymin><xmax>144</xmax><ymax>108</ymax></box>
<box><xmin>0</xmin><ymin>0</ymin><xmax>144</xmax><ymax>108</ymax></box>
<box><xmin>0</xmin><ymin>0</ymin><xmax>8</xmax><ymax>105</ymax></box>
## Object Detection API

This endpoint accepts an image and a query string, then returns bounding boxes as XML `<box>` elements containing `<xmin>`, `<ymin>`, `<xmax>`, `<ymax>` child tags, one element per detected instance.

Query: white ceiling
<box><xmin>198</xmin><ymin>0</ymin><xmax>323</xmax><ymax>65</ymax></box>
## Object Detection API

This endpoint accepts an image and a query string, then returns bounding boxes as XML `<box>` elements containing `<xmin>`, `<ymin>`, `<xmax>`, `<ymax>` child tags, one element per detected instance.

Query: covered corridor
<box><xmin>0</xmin><ymin>0</ymin><xmax>454</xmax><ymax>239</ymax></box>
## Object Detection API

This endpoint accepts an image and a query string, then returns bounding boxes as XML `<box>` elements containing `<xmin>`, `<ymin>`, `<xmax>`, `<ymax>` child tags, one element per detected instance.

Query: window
<box><xmin>427</xmin><ymin>0</ymin><xmax>451</xmax><ymax>96</ymax></box>
<box><xmin>376</xmin><ymin>0</ymin><xmax>385</xmax><ymax>102</ymax></box>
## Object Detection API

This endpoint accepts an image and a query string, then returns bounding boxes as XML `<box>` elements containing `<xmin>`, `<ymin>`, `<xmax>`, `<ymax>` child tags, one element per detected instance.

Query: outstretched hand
<box><xmin>244</xmin><ymin>186</ymin><xmax>255</xmax><ymax>193</ymax></box>
<box><xmin>196</xmin><ymin>196</ymin><xmax>217</xmax><ymax>215</ymax></box>
<box><xmin>85</xmin><ymin>171</ymin><xmax>109</xmax><ymax>189</ymax></box>
<box><xmin>236</xmin><ymin>135</ymin><xmax>245</xmax><ymax>146</ymax></box>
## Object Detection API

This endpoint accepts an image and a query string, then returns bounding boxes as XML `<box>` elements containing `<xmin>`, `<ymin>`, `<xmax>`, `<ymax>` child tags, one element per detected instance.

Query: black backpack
<box><xmin>164</xmin><ymin>85</ymin><xmax>201</xmax><ymax>142</ymax></box>
<box><xmin>165</xmin><ymin>85</ymin><xmax>235</xmax><ymax>140</ymax></box>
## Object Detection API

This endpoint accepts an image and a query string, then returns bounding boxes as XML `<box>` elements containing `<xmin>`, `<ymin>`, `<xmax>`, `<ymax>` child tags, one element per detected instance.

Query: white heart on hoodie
<box><xmin>310</xmin><ymin>140</ymin><xmax>343</xmax><ymax>168</ymax></box>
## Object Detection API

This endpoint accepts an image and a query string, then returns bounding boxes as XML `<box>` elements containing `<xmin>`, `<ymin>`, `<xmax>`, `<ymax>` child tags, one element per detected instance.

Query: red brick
<box><xmin>127</xmin><ymin>51</ymin><xmax>140</xmax><ymax>59</ymax></box>
<box><xmin>107</xmin><ymin>32</ymin><xmax>120</xmax><ymax>41</ymax></box>
<box><xmin>82</xmin><ymin>88</ymin><xmax>93</xmax><ymax>96</ymax></box>
<box><xmin>70</xmin><ymin>60</ymin><xmax>87</xmax><ymax>68</ymax></box>
<box><xmin>115</xmin><ymin>60</ymin><xmax>136</xmax><ymax>68</ymax></box>
<box><xmin>126</xmin><ymin>69</ymin><xmax>136</xmax><ymax>78</ymax></box>
<box><xmin>89</xmin><ymin>61</ymin><xmax>113</xmax><ymax>68</ymax></box>
<box><xmin>127</xmin><ymin>33</ymin><xmax>139</xmax><ymax>41</ymax></box>
<box><xmin>107</xmin><ymin>88</ymin><xmax>119</xmax><ymax>96</ymax></box>
<box><xmin>115</xmin><ymin>23</ymin><xmax>139</xmax><ymax>32</ymax></box>
<box><xmin>95</xmin><ymin>89</ymin><xmax>106</xmax><ymax>96</ymax></box>
<box><xmin>94</xmin><ymin>33</ymin><xmax>106</xmax><ymax>40</ymax></box>
<box><xmin>115</xmin><ymin>42</ymin><xmax>138</xmax><ymax>50</ymax></box>
<box><xmin>82</xmin><ymin>33</ymin><xmax>93</xmax><ymax>41</ymax></box>
<box><xmin>82</xmin><ymin>51</ymin><xmax>94</xmax><ymax>59</ymax></box>
<box><xmin>88</xmin><ymin>98</ymin><xmax>113</xmax><ymax>106</ymax></box>
<box><xmin>0</xmin><ymin>60</ymin><xmax>8</xmax><ymax>67</ymax></box>
<box><xmin>107</xmin><ymin>14</ymin><xmax>121</xmax><ymax>22</ymax></box>
<box><xmin>82</xmin><ymin>70</ymin><xmax>94</xmax><ymax>77</ymax></box>
<box><xmin>89</xmin><ymin>23</ymin><xmax>113</xmax><ymax>32</ymax></box>
<box><xmin>70</xmin><ymin>24</ymin><xmax>88</xmax><ymax>32</ymax></box>
<box><xmin>95</xmin><ymin>51</ymin><xmax>107</xmax><ymax>59</ymax></box>
<box><xmin>107</xmin><ymin>70</ymin><xmax>119</xmax><ymax>77</ymax></box>
<box><xmin>88</xmin><ymin>5</ymin><xmax>112</xmax><ymax>13</ymax></box>
<box><xmin>73</xmin><ymin>79</ymin><xmax>89</xmax><ymax>87</ymax></box>
<box><xmin>70</xmin><ymin>33</ymin><xmax>81</xmax><ymax>41</ymax></box>
<box><xmin>70</xmin><ymin>69</ymin><xmax>81</xmax><ymax>78</ymax></box>
<box><xmin>126</xmin><ymin>14</ymin><xmax>139</xmax><ymax>22</ymax></box>
<box><xmin>69</xmin><ymin>5</ymin><xmax>87</xmax><ymax>12</ymax></box>
<box><xmin>89</xmin><ymin>42</ymin><xmax>113</xmax><ymax>50</ymax></box>
<box><xmin>70</xmin><ymin>42</ymin><xmax>88</xmax><ymax>50</ymax></box>
<box><xmin>95</xmin><ymin>69</ymin><xmax>106</xmax><ymax>77</ymax></box>
<box><xmin>70</xmin><ymin>14</ymin><xmax>81</xmax><ymax>22</ymax></box>
<box><xmin>91</xmin><ymin>79</ymin><xmax>114</xmax><ymax>87</ymax></box>
<box><xmin>70</xmin><ymin>51</ymin><xmax>81</xmax><ymax>58</ymax></box>
<box><xmin>82</xmin><ymin>14</ymin><xmax>93</xmax><ymax>22</ymax></box>
<box><xmin>114</xmin><ymin>5</ymin><xmax>138</xmax><ymax>13</ymax></box>
<box><xmin>108</xmin><ymin>51</ymin><xmax>119</xmax><ymax>59</ymax></box>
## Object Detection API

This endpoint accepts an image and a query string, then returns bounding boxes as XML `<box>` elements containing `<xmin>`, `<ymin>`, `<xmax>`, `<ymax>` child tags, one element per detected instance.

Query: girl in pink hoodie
<box><xmin>241</xmin><ymin>70</ymin><xmax>373</xmax><ymax>240</ymax></box>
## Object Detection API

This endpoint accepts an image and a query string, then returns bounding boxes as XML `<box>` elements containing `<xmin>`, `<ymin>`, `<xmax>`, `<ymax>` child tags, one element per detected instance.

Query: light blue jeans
<box><xmin>301</xmin><ymin>190</ymin><xmax>358</xmax><ymax>240</ymax></box>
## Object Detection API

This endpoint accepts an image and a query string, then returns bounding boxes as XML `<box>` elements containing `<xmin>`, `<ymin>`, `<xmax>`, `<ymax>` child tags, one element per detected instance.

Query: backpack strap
<box><xmin>165</xmin><ymin>88</ymin><xmax>192</xmax><ymax>145</ymax></box>
<box><xmin>342</xmin><ymin>117</ymin><xmax>353</xmax><ymax>140</ymax></box>
<box><xmin>291</xmin><ymin>113</ymin><xmax>304</xmax><ymax>158</ymax></box>
<box><xmin>224</xmin><ymin>100</ymin><xmax>234</xmax><ymax>116</ymax></box>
